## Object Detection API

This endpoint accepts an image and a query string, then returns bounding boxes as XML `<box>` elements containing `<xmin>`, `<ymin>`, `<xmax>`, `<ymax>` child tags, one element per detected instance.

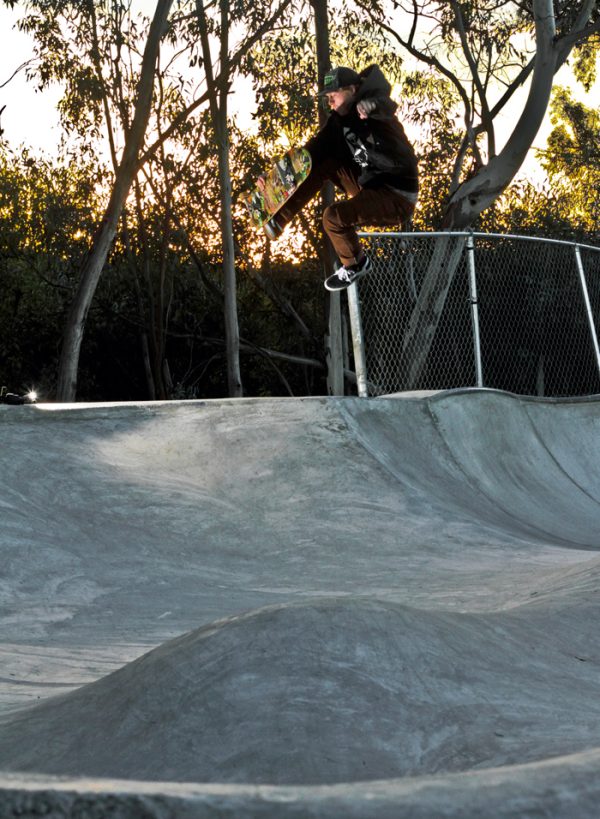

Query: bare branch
<box><xmin>140</xmin><ymin>0</ymin><xmax>294</xmax><ymax>169</ymax></box>
<box><xmin>355</xmin><ymin>0</ymin><xmax>475</xmax><ymax>127</ymax></box>
<box><xmin>0</xmin><ymin>59</ymin><xmax>36</xmax><ymax>89</ymax></box>
<box><xmin>468</xmin><ymin>56</ymin><xmax>535</xmax><ymax>139</ymax></box>
<box><xmin>450</xmin><ymin>1</ymin><xmax>496</xmax><ymax>157</ymax></box>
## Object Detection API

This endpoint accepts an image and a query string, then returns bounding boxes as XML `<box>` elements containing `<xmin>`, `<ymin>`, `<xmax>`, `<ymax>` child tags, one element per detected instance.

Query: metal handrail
<box><xmin>358</xmin><ymin>231</ymin><xmax>600</xmax><ymax>254</ymax></box>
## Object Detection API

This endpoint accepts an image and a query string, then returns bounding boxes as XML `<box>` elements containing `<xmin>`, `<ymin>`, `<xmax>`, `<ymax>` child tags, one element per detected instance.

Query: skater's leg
<box><xmin>275</xmin><ymin>163</ymin><xmax>326</xmax><ymax>224</ymax></box>
<box><xmin>265</xmin><ymin>157</ymin><xmax>357</xmax><ymax>236</ymax></box>
<box><xmin>323</xmin><ymin>186</ymin><xmax>415</xmax><ymax>266</ymax></box>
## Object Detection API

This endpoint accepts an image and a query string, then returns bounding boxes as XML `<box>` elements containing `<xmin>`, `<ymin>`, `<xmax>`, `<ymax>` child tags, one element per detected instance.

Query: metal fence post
<box><xmin>466</xmin><ymin>232</ymin><xmax>484</xmax><ymax>387</ymax></box>
<box><xmin>347</xmin><ymin>283</ymin><xmax>368</xmax><ymax>397</ymax></box>
<box><xmin>574</xmin><ymin>244</ymin><xmax>600</xmax><ymax>379</ymax></box>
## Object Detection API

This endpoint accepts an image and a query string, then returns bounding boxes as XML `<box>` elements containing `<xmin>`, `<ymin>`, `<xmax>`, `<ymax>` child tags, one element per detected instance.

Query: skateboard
<box><xmin>243</xmin><ymin>148</ymin><xmax>311</xmax><ymax>227</ymax></box>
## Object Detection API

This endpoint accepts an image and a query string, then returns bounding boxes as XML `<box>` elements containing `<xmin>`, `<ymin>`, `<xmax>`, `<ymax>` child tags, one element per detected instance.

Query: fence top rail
<box><xmin>357</xmin><ymin>230</ymin><xmax>600</xmax><ymax>254</ymax></box>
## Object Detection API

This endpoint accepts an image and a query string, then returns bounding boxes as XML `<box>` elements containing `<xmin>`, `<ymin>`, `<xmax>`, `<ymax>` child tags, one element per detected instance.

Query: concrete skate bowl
<box><xmin>1</xmin><ymin>388</ymin><xmax>600</xmax><ymax>817</ymax></box>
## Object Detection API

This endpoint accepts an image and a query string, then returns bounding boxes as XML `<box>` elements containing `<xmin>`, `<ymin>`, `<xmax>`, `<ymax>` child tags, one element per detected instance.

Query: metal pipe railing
<box><xmin>350</xmin><ymin>232</ymin><xmax>600</xmax><ymax>398</ymax></box>
<box><xmin>574</xmin><ymin>243</ymin><xmax>600</xmax><ymax>379</ymax></box>
<box><xmin>347</xmin><ymin>283</ymin><xmax>368</xmax><ymax>398</ymax></box>
<box><xmin>466</xmin><ymin>232</ymin><xmax>483</xmax><ymax>388</ymax></box>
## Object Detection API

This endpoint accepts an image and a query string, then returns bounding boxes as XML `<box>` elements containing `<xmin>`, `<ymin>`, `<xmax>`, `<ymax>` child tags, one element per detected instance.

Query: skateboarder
<box><xmin>264</xmin><ymin>64</ymin><xmax>419</xmax><ymax>290</ymax></box>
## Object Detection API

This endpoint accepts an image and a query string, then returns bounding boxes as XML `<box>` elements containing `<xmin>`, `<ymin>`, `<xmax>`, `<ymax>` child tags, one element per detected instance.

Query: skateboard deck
<box><xmin>243</xmin><ymin>148</ymin><xmax>311</xmax><ymax>227</ymax></box>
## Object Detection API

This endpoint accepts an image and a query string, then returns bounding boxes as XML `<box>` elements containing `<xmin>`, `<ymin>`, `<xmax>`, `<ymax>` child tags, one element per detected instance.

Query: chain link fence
<box><xmin>347</xmin><ymin>232</ymin><xmax>600</xmax><ymax>398</ymax></box>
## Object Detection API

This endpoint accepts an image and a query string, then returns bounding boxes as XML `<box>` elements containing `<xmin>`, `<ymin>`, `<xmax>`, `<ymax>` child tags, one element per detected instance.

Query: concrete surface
<box><xmin>0</xmin><ymin>389</ymin><xmax>599</xmax><ymax>816</ymax></box>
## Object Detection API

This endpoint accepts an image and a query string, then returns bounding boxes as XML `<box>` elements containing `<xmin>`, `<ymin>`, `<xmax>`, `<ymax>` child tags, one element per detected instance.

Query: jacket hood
<box><xmin>357</xmin><ymin>65</ymin><xmax>392</xmax><ymax>99</ymax></box>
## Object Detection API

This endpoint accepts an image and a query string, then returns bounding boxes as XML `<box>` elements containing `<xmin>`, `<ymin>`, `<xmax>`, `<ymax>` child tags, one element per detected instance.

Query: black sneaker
<box><xmin>263</xmin><ymin>215</ymin><xmax>284</xmax><ymax>240</ymax></box>
<box><xmin>324</xmin><ymin>254</ymin><xmax>371</xmax><ymax>291</ymax></box>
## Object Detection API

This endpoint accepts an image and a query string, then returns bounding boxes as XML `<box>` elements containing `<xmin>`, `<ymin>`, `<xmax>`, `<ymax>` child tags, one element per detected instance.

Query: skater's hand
<box><xmin>357</xmin><ymin>99</ymin><xmax>376</xmax><ymax>119</ymax></box>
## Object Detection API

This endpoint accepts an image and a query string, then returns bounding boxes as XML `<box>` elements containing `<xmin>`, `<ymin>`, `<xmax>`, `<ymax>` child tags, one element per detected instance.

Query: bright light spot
<box><xmin>27</xmin><ymin>390</ymin><xmax>37</xmax><ymax>402</ymax></box>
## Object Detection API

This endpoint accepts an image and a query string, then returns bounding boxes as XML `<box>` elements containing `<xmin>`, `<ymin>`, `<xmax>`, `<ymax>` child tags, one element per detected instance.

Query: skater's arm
<box><xmin>357</xmin><ymin>95</ymin><xmax>396</xmax><ymax>120</ymax></box>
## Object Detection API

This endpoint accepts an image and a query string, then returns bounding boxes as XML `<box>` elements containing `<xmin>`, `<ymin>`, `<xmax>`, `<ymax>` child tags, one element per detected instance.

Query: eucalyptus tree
<box><xmin>22</xmin><ymin>0</ymin><xmax>176</xmax><ymax>401</ymax></box>
<box><xmin>538</xmin><ymin>88</ymin><xmax>600</xmax><ymax>235</ymax></box>
<box><xmin>0</xmin><ymin>144</ymin><xmax>103</xmax><ymax>395</ymax></box>
<box><xmin>191</xmin><ymin>0</ymin><xmax>298</xmax><ymax>397</ymax></box>
<box><xmin>354</xmin><ymin>0</ymin><xmax>599</xmax><ymax>387</ymax></box>
<box><xmin>14</xmin><ymin>0</ymin><xmax>301</xmax><ymax>400</ymax></box>
<box><xmin>361</xmin><ymin>0</ymin><xmax>599</xmax><ymax>227</ymax></box>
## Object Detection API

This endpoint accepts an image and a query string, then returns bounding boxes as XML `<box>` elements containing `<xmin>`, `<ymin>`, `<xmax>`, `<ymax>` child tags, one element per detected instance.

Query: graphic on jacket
<box><xmin>342</xmin><ymin>127</ymin><xmax>369</xmax><ymax>169</ymax></box>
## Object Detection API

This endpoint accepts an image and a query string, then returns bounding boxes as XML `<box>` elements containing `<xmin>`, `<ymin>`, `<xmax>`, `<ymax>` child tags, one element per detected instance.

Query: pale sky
<box><xmin>0</xmin><ymin>6</ymin><xmax>63</xmax><ymax>151</ymax></box>
<box><xmin>0</xmin><ymin>4</ymin><xmax>597</xmax><ymax>183</ymax></box>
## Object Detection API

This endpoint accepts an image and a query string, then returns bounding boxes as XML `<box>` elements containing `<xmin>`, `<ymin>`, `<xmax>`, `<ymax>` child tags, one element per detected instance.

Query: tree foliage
<box><xmin>354</xmin><ymin>0</ymin><xmax>599</xmax><ymax>226</ymax></box>
<box><xmin>536</xmin><ymin>86</ymin><xmax>600</xmax><ymax>234</ymax></box>
<box><xmin>1</xmin><ymin>0</ymin><xmax>599</xmax><ymax>401</ymax></box>
<box><xmin>0</xmin><ymin>143</ymin><xmax>103</xmax><ymax>395</ymax></box>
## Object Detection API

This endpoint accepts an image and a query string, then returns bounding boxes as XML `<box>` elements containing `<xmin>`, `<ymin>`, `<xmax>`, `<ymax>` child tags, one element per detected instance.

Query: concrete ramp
<box><xmin>1</xmin><ymin>390</ymin><xmax>600</xmax><ymax>816</ymax></box>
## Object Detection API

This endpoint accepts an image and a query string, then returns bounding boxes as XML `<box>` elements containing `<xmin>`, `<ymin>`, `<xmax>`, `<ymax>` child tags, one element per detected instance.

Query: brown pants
<box><xmin>277</xmin><ymin>156</ymin><xmax>415</xmax><ymax>266</ymax></box>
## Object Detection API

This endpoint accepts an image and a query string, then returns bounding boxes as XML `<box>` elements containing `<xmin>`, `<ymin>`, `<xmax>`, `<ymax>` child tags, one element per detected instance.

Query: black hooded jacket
<box><xmin>307</xmin><ymin>64</ymin><xmax>419</xmax><ymax>194</ymax></box>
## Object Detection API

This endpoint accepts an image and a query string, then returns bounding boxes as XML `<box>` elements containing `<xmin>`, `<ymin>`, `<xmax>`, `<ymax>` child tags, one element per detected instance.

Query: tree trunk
<box><xmin>218</xmin><ymin>0</ymin><xmax>242</xmax><ymax>398</ymax></box>
<box><xmin>196</xmin><ymin>0</ymin><xmax>242</xmax><ymax>397</ymax></box>
<box><xmin>218</xmin><ymin>104</ymin><xmax>243</xmax><ymax>397</ymax></box>
<box><xmin>311</xmin><ymin>0</ymin><xmax>344</xmax><ymax>395</ymax></box>
<box><xmin>56</xmin><ymin>0</ymin><xmax>173</xmax><ymax>401</ymax></box>
<box><xmin>399</xmin><ymin>235</ymin><xmax>466</xmax><ymax>389</ymax></box>
<box><xmin>400</xmin><ymin>0</ymin><xmax>559</xmax><ymax>389</ymax></box>
<box><xmin>443</xmin><ymin>0</ymin><xmax>557</xmax><ymax>229</ymax></box>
